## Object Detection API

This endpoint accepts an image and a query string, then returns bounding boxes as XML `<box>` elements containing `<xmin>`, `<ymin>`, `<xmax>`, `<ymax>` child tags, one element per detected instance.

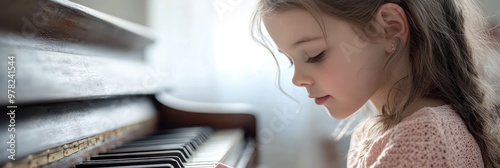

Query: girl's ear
<box><xmin>373</xmin><ymin>3</ymin><xmax>409</xmax><ymax>52</ymax></box>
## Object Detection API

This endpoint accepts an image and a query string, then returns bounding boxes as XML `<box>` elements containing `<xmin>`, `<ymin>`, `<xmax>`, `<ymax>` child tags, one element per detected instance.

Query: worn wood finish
<box><xmin>0</xmin><ymin>42</ymin><xmax>168</xmax><ymax>105</ymax></box>
<box><xmin>0</xmin><ymin>0</ymin><xmax>165</xmax><ymax>105</ymax></box>
<box><xmin>0</xmin><ymin>96</ymin><xmax>157</xmax><ymax>165</ymax></box>
<box><xmin>40</xmin><ymin>120</ymin><xmax>157</xmax><ymax>168</ymax></box>
<box><xmin>0</xmin><ymin>0</ymin><xmax>153</xmax><ymax>51</ymax></box>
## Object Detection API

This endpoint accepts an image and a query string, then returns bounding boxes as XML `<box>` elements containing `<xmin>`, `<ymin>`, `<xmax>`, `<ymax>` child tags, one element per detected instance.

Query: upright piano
<box><xmin>0</xmin><ymin>0</ymin><xmax>258</xmax><ymax>167</ymax></box>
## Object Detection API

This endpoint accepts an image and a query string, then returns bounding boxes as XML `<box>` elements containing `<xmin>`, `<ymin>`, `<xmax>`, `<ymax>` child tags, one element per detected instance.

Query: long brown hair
<box><xmin>251</xmin><ymin>0</ymin><xmax>500</xmax><ymax>167</ymax></box>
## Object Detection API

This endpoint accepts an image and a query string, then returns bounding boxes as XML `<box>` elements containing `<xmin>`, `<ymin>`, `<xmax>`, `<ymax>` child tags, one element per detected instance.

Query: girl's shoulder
<box><xmin>388</xmin><ymin>104</ymin><xmax>473</xmax><ymax>146</ymax></box>
<box><xmin>351</xmin><ymin>104</ymin><xmax>459</xmax><ymax>143</ymax></box>
<box><xmin>399</xmin><ymin>104</ymin><xmax>457</xmax><ymax>125</ymax></box>
<box><xmin>393</xmin><ymin>104</ymin><xmax>460</xmax><ymax>133</ymax></box>
<box><xmin>383</xmin><ymin>104</ymin><xmax>483</xmax><ymax>167</ymax></box>
<box><xmin>349</xmin><ymin>105</ymin><xmax>484</xmax><ymax>167</ymax></box>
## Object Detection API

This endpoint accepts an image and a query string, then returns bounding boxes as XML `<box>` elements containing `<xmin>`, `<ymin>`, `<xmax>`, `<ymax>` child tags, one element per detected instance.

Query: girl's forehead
<box><xmin>264</xmin><ymin>9</ymin><xmax>317</xmax><ymax>25</ymax></box>
<box><xmin>263</xmin><ymin>10</ymin><xmax>325</xmax><ymax>51</ymax></box>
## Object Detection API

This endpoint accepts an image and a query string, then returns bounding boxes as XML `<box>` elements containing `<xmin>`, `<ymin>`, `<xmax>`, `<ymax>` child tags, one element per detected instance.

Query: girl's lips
<box><xmin>315</xmin><ymin>95</ymin><xmax>330</xmax><ymax>105</ymax></box>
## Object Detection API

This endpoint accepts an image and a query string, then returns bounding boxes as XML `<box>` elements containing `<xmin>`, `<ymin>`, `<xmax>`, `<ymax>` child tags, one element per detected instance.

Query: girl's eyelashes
<box><xmin>287</xmin><ymin>56</ymin><xmax>294</xmax><ymax>65</ymax></box>
<box><xmin>306</xmin><ymin>51</ymin><xmax>325</xmax><ymax>63</ymax></box>
<box><xmin>283</xmin><ymin>50</ymin><xmax>325</xmax><ymax>66</ymax></box>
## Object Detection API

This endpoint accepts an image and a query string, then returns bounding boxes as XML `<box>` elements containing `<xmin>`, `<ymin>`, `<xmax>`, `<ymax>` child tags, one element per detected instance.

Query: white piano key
<box><xmin>186</xmin><ymin>129</ymin><xmax>243</xmax><ymax>168</ymax></box>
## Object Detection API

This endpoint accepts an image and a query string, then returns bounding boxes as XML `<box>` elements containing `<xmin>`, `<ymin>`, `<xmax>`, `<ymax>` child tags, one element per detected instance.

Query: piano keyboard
<box><xmin>75</xmin><ymin>127</ymin><xmax>249</xmax><ymax>168</ymax></box>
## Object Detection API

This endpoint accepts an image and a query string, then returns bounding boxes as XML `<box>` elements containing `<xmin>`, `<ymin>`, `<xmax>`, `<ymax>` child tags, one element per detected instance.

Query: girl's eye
<box><xmin>306</xmin><ymin>51</ymin><xmax>325</xmax><ymax>63</ymax></box>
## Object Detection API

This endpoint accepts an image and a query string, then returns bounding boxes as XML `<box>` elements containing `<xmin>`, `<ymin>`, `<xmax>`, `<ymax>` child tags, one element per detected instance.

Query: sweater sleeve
<box><xmin>371</xmin><ymin>119</ymin><xmax>450</xmax><ymax>168</ymax></box>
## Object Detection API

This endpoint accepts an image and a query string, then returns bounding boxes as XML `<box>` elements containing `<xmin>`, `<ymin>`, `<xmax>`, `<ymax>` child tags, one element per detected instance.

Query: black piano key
<box><xmin>86</xmin><ymin>156</ymin><xmax>184</xmax><ymax>167</ymax></box>
<box><xmin>123</xmin><ymin>138</ymin><xmax>199</xmax><ymax>150</ymax></box>
<box><xmin>123</xmin><ymin>140</ymin><xmax>196</xmax><ymax>155</ymax></box>
<box><xmin>91</xmin><ymin>150</ymin><xmax>187</xmax><ymax>162</ymax></box>
<box><xmin>79</xmin><ymin>127</ymin><xmax>221</xmax><ymax>168</ymax></box>
<box><xmin>106</xmin><ymin>144</ymin><xmax>191</xmax><ymax>158</ymax></box>
<box><xmin>138</xmin><ymin>133</ymin><xmax>206</xmax><ymax>145</ymax></box>
<box><xmin>132</xmin><ymin>136</ymin><xmax>203</xmax><ymax>150</ymax></box>
<box><xmin>103</xmin><ymin>164</ymin><xmax>175</xmax><ymax>168</ymax></box>
<box><xmin>76</xmin><ymin>157</ymin><xmax>182</xmax><ymax>168</ymax></box>
<box><xmin>152</xmin><ymin>127</ymin><xmax>214</xmax><ymax>137</ymax></box>
<box><xmin>132</xmin><ymin>134</ymin><xmax>205</xmax><ymax>146</ymax></box>
<box><xmin>87</xmin><ymin>156</ymin><xmax>182</xmax><ymax>163</ymax></box>
<box><xmin>144</xmin><ymin>127</ymin><xmax>212</xmax><ymax>141</ymax></box>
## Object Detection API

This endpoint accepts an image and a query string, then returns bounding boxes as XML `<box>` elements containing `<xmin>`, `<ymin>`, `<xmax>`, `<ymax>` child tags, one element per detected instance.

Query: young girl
<box><xmin>227</xmin><ymin>0</ymin><xmax>500</xmax><ymax>167</ymax></box>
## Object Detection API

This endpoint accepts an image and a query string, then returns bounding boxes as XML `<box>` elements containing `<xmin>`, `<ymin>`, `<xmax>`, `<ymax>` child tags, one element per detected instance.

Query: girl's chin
<box><xmin>324</xmin><ymin>106</ymin><xmax>355</xmax><ymax>120</ymax></box>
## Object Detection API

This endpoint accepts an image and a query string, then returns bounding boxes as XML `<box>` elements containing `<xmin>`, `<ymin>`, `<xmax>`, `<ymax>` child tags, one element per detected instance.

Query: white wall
<box><xmin>480</xmin><ymin>0</ymin><xmax>500</xmax><ymax>24</ymax></box>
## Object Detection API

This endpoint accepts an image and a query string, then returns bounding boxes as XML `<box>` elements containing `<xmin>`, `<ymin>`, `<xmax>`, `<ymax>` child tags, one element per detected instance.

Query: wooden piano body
<box><xmin>0</xmin><ymin>0</ymin><xmax>258</xmax><ymax>167</ymax></box>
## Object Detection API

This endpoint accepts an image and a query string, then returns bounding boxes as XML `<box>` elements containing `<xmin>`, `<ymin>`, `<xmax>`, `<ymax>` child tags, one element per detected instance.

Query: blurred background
<box><xmin>69</xmin><ymin>0</ymin><xmax>500</xmax><ymax>168</ymax></box>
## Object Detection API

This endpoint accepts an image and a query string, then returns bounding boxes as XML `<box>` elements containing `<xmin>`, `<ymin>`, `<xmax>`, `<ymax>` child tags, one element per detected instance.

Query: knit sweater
<box><xmin>347</xmin><ymin>105</ymin><xmax>483</xmax><ymax>168</ymax></box>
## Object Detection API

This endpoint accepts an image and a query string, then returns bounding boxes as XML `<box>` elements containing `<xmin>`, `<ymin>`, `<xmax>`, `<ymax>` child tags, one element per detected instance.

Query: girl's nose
<box><xmin>292</xmin><ymin>70</ymin><xmax>313</xmax><ymax>87</ymax></box>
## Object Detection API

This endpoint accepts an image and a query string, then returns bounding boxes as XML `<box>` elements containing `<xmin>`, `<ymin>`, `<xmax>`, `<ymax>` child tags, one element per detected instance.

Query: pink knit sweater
<box><xmin>347</xmin><ymin>105</ymin><xmax>483</xmax><ymax>167</ymax></box>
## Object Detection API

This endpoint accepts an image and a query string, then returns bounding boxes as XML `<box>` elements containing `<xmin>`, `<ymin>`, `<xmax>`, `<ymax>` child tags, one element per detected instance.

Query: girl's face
<box><xmin>264</xmin><ymin>10</ymin><xmax>389</xmax><ymax>119</ymax></box>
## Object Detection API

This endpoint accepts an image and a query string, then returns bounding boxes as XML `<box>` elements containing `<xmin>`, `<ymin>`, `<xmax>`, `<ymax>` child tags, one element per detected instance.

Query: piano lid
<box><xmin>0</xmin><ymin>0</ymin><xmax>154</xmax><ymax>52</ymax></box>
<box><xmin>0</xmin><ymin>0</ymin><xmax>170</xmax><ymax>105</ymax></box>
